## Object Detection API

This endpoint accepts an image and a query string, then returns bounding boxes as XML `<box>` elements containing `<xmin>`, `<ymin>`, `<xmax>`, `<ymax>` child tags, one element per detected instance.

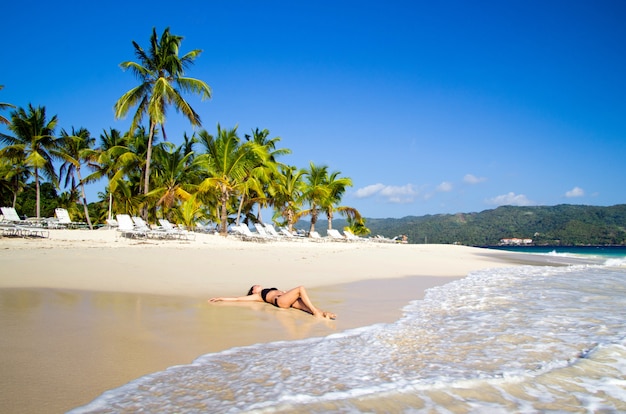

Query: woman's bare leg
<box><xmin>275</xmin><ymin>286</ymin><xmax>318</xmax><ymax>313</ymax></box>
<box><xmin>290</xmin><ymin>298</ymin><xmax>315</xmax><ymax>315</ymax></box>
<box><xmin>275</xmin><ymin>286</ymin><xmax>336</xmax><ymax>319</ymax></box>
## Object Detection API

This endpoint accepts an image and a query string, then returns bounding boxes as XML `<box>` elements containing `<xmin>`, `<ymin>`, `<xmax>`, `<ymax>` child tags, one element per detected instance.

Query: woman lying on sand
<box><xmin>209</xmin><ymin>285</ymin><xmax>336</xmax><ymax>319</ymax></box>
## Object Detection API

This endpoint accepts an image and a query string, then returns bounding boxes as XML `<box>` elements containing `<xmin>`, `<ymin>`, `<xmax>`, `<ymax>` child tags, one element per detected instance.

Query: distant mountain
<box><xmin>304</xmin><ymin>204</ymin><xmax>626</xmax><ymax>246</ymax></box>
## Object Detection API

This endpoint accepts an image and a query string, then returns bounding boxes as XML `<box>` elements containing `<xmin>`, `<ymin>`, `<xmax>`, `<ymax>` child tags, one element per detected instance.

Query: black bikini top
<box><xmin>261</xmin><ymin>288</ymin><xmax>278</xmax><ymax>303</ymax></box>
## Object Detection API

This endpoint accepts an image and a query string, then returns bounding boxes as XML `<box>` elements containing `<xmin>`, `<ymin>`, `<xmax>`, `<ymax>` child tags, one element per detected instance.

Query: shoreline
<box><xmin>0</xmin><ymin>230</ymin><xmax>563</xmax><ymax>413</ymax></box>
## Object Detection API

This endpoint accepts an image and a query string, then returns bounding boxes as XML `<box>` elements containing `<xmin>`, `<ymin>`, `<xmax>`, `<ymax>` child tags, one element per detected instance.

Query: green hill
<box><xmin>308</xmin><ymin>204</ymin><xmax>626</xmax><ymax>246</ymax></box>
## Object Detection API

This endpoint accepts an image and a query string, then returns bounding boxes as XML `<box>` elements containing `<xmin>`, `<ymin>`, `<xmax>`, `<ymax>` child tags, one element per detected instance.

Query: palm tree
<box><xmin>121</xmin><ymin>126</ymin><xmax>151</xmax><ymax>196</ymax></box>
<box><xmin>108</xmin><ymin>179</ymin><xmax>142</xmax><ymax>218</ymax></box>
<box><xmin>114</xmin><ymin>27</ymin><xmax>212</xmax><ymax>198</ymax></box>
<box><xmin>58</xmin><ymin>127</ymin><xmax>95</xmax><ymax>229</ymax></box>
<box><xmin>320</xmin><ymin>170</ymin><xmax>358</xmax><ymax>230</ymax></box>
<box><xmin>0</xmin><ymin>85</ymin><xmax>15</xmax><ymax>125</ymax></box>
<box><xmin>0</xmin><ymin>154</ymin><xmax>30</xmax><ymax>208</ymax></box>
<box><xmin>180</xmin><ymin>132</ymin><xmax>198</xmax><ymax>164</ymax></box>
<box><xmin>146</xmin><ymin>142</ymin><xmax>201</xmax><ymax>219</ymax></box>
<box><xmin>56</xmin><ymin>189</ymin><xmax>81</xmax><ymax>210</ymax></box>
<box><xmin>0</xmin><ymin>104</ymin><xmax>59</xmax><ymax>218</ymax></box>
<box><xmin>196</xmin><ymin>125</ymin><xmax>266</xmax><ymax>235</ymax></box>
<box><xmin>270</xmin><ymin>165</ymin><xmax>304</xmax><ymax>232</ymax></box>
<box><xmin>243</xmin><ymin>128</ymin><xmax>290</xmax><ymax>223</ymax></box>
<box><xmin>171</xmin><ymin>194</ymin><xmax>205</xmax><ymax>230</ymax></box>
<box><xmin>346</xmin><ymin>216</ymin><xmax>370</xmax><ymax>236</ymax></box>
<box><xmin>234</xmin><ymin>168</ymin><xmax>264</xmax><ymax>226</ymax></box>
<box><xmin>297</xmin><ymin>162</ymin><xmax>332</xmax><ymax>235</ymax></box>
<box><xmin>83</xmin><ymin>128</ymin><xmax>127</xmax><ymax>221</ymax></box>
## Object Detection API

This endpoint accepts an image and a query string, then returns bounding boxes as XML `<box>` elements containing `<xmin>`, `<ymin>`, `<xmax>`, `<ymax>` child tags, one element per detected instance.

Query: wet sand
<box><xmin>0</xmin><ymin>230</ymin><xmax>544</xmax><ymax>413</ymax></box>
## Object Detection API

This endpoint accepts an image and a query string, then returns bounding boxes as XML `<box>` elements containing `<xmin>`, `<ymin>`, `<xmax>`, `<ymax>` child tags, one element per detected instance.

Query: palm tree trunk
<box><xmin>287</xmin><ymin>210</ymin><xmax>295</xmax><ymax>232</ymax></box>
<box><xmin>108</xmin><ymin>193</ymin><xmax>113</xmax><ymax>221</ymax></box>
<box><xmin>220</xmin><ymin>186</ymin><xmax>229</xmax><ymax>236</ymax></box>
<box><xmin>236</xmin><ymin>194</ymin><xmax>245</xmax><ymax>225</ymax></box>
<box><xmin>144</xmin><ymin>122</ymin><xmax>156</xmax><ymax>195</ymax></box>
<box><xmin>11</xmin><ymin>176</ymin><xmax>18</xmax><ymax>208</ymax></box>
<box><xmin>141</xmin><ymin>122</ymin><xmax>156</xmax><ymax>220</ymax></box>
<box><xmin>309</xmin><ymin>208</ymin><xmax>317</xmax><ymax>234</ymax></box>
<box><xmin>76</xmin><ymin>169</ymin><xmax>93</xmax><ymax>230</ymax></box>
<box><xmin>35</xmin><ymin>168</ymin><xmax>40</xmax><ymax>218</ymax></box>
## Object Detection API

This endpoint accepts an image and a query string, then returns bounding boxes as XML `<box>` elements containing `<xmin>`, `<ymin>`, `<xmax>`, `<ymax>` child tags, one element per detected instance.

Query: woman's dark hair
<box><xmin>247</xmin><ymin>286</ymin><xmax>255</xmax><ymax>296</ymax></box>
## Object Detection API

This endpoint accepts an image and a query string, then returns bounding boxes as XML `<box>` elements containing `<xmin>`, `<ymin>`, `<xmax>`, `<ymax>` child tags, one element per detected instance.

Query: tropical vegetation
<box><xmin>321</xmin><ymin>204</ymin><xmax>626</xmax><ymax>246</ymax></box>
<box><xmin>0</xmin><ymin>28</ymin><xmax>365</xmax><ymax>236</ymax></box>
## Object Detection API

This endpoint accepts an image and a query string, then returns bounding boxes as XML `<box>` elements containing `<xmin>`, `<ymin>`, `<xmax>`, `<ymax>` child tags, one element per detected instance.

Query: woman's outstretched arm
<box><xmin>209</xmin><ymin>295</ymin><xmax>260</xmax><ymax>303</ymax></box>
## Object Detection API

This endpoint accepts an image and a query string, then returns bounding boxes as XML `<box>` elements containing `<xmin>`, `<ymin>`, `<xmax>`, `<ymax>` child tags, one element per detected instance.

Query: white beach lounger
<box><xmin>116</xmin><ymin>214</ymin><xmax>148</xmax><ymax>238</ymax></box>
<box><xmin>158</xmin><ymin>219</ymin><xmax>196</xmax><ymax>240</ymax></box>
<box><xmin>1</xmin><ymin>207</ymin><xmax>28</xmax><ymax>225</ymax></box>
<box><xmin>0</xmin><ymin>207</ymin><xmax>49</xmax><ymax>238</ymax></box>
<box><xmin>276</xmin><ymin>227</ymin><xmax>306</xmax><ymax>241</ymax></box>
<box><xmin>131</xmin><ymin>216</ymin><xmax>173</xmax><ymax>239</ymax></box>
<box><xmin>232</xmin><ymin>224</ymin><xmax>267</xmax><ymax>242</ymax></box>
<box><xmin>253</xmin><ymin>223</ymin><xmax>276</xmax><ymax>239</ymax></box>
<box><xmin>0</xmin><ymin>222</ymin><xmax>19</xmax><ymax>237</ymax></box>
<box><xmin>308</xmin><ymin>231</ymin><xmax>328</xmax><ymax>242</ymax></box>
<box><xmin>195</xmin><ymin>222</ymin><xmax>216</xmax><ymax>233</ymax></box>
<box><xmin>263</xmin><ymin>223</ymin><xmax>282</xmax><ymax>237</ymax></box>
<box><xmin>55</xmin><ymin>208</ymin><xmax>88</xmax><ymax>229</ymax></box>
<box><xmin>105</xmin><ymin>219</ymin><xmax>119</xmax><ymax>228</ymax></box>
<box><xmin>371</xmin><ymin>235</ymin><xmax>397</xmax><ymax>243</ymax></box>
<box><xmin>327</xmin><ymin>228</ymin><xmax>347</xmax><ymax>241</ymax></box>
<box><xmin>279</xmin><ymin>227</ymin><xmax>293</xmax><ymax>237</ymax></box>
<box><xmin>343</xmin><ymin>229</ymin><xmax>368</xmax><ymax>242</ymax></box>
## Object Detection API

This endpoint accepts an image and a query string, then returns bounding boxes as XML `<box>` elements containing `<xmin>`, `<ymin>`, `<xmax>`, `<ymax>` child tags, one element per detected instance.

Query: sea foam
<box><xmin>71</xmin><ymin>263</ymin><xmax>626</xmax><ymax>413</ymax></box>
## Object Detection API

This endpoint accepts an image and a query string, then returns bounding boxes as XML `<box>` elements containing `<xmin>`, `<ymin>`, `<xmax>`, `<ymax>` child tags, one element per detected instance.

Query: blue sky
<box><xmin>2</xmin><ymin>1</ymin><xmax>625</xmax><ymax>218</ymax></box>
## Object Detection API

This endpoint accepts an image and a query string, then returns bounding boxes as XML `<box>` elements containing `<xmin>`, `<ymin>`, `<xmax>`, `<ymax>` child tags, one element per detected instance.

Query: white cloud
<box><xmin>565</xmin><ymin>186</ymin><xmax>585</xmax><ymax>198</ymax></box>
<box><xmin>486</xmin><ymin>192</ymin><xmax>534</xmax><ymax>207</ymax></box>
<box><xmin>463</xmin><ymin>174</ymin><xmax>487</xmax><ymax>184</ymax></box>
<box><xmin>354</xmin><ymin>183</ymin><xmax>385</xmax><ymax>198</ymax></box>
<box><xmin>354</xmin><ymin>183</ymin><xmax>418</xmax><ymax>204</ymax></box>
<box><xmin>436</xmin><ymin>181</ymin><xmax>453</xmax><ymax>192</ymax></box>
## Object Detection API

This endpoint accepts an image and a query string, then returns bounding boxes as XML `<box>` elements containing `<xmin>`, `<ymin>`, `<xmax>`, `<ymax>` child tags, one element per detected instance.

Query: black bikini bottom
<box><xmin>261</xmin><ymin>288</ymin><xmax>279</xmax><ymax>305</ymax></box>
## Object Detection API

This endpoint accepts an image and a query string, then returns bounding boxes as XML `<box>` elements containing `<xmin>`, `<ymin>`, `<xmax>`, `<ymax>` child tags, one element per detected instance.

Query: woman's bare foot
<box><xmin>321</xmin><ymin>311</ymin><xmax>336</xmax><ymax>320</ymax></box>
<box><xmin>311</xmin><ymin>309</ymin><xmax>336</xmax><ymax>319</ymax></box>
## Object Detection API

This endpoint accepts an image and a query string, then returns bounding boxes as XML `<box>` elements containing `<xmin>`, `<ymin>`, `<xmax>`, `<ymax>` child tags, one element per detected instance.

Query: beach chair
<box><xmin>115</xmin><ymin>214</ymin><xmax>148</xmax><ymax>238</ymax></box>
<box><xmin>158</xmin><ymin>218</ymin><xmax>181</xmax><ymax>236</ymax></box>
<box><xmin>327</xmin><ymin>228</ymin><xmax>347</xmax><ymax>241</ymax></box>
<box><xmin>0</xmin><ymin>207</ymin><xmax>49</xmax><ymax>238</ymax></box>
<box><xmin>343</xmin><ymin>229</ymin><xmax>368</xmax><ymax>242</ymax></box>
<box><xmin>263</xmin><ymin>223</ymin><xmax>282</xmax><ymax>237</ymax></box>
<box><xmin>308</xmin><ymin>231</ymin><xmax>328</xmax><ymax>242</ymax></box>
<box><xmin>55</xmin><ymin>208</ymin><xmax>88</xmax><ymax>229</ymax></box>
<box><xmin>1</xmin><ymin>207</ymin><xmax>28</xmax><ymax>224</ymax></box>
<box><xmin>0</xmin><ymin>220</ymin><xmax>19</xmax><ymax>237</ymax></box>
<box><xmin>231</xmin><ymin>224</ymin><xmax>267</xmax><ymax>242</ymax></box>
<box><xmin>105</xmin><ymin>218</ymin><xmax>118</xmax><ymax>228</ymax></box>
<box><xmin>279</xmin><ymin>227</ymin><xmax>293</xmax><ymax>237</ymax></box>
<box><xmin>253</xmin><ymin>223</ymin><xmax>275</xmax><ymax>239</ymax></box>
<box><xmin>131</xmin><ymin>216</ymin><xmax>173</xmax><ymax>239</ymax></box>
<box><xmin>1</xmin><ymin>224</ymin><xmax>11</xmax><ymax>237</ymax></box>
<box><xmin>43</xmin><ymin>216</ymin><xmax>63</xmax><ymax>229</ymax></box>
<box><xmin>371</xmin><ymin>235</ymin><xmax>397</xmax><ymax>243</ymax></box>
<box><xmin>195</xmin><ymin>222</ymin><xmax>215</xmax><ymax>233</ymax></box>
<box><xmin>158</xmin><ymin>219</ymin><xmax>196</xmax><ymax>240</ymax></box>
<box><xmin>276</xmin><ymin>227</ymin><xmax>306</xmax><ymax>241</ymax></box>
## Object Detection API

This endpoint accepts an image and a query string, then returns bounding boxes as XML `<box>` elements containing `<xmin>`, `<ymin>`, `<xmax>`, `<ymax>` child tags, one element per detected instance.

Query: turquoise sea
<box><xmin>488</xmin><ymin>245</ymin><xmax>626</xmax><ymax>258</ymax></box>
<box><xmin>71</xmin><ymin>247</ymin><xmax>626</xmax><ymax>413</ymax></box>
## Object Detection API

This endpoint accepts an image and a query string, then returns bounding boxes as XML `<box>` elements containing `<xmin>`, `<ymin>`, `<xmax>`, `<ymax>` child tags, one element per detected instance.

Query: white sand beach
<box><xmin>0</xmin><ymin>229</ymin><xmax>549</xmax><ymax>413</ymax></box>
